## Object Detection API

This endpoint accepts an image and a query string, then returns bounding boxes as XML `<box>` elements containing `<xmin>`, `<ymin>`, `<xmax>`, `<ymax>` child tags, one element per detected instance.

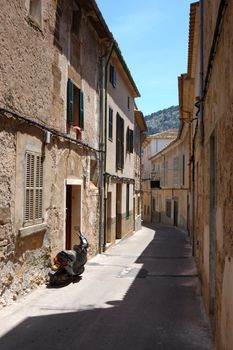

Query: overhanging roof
<box><xmin>135</xmin><ymin>109</ymin><xmax>147</xmax><ymax>132</ymax></box>
<box><xmin>78</xmin><ymin>0</ymin><xmax>140</xmax><ymax>97</ymax></box>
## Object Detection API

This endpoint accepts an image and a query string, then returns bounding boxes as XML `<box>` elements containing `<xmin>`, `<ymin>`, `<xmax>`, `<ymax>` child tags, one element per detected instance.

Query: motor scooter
<box><xmin>48</xmin><ymin>231</ymin><xmax>88</xmax><ymax>286</ymax></box>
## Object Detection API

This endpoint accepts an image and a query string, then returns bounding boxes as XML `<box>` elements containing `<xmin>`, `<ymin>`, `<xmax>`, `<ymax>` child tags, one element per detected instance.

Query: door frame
<box><xmin>64</xmin><ymin>179</ymin><xmax>83</xmax><ymax>249</ymax></box>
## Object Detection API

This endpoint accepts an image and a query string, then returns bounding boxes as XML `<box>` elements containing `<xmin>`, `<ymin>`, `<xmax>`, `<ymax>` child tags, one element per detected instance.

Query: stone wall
<box><xmin>193</xmin><ymin>2</ymin><xmax>233</xmax><ymax>349</ymax></box>
<box><xmin>0</xmin><ymin>0</ymin><xmax>101</xmax><ymax>307</ymax></box>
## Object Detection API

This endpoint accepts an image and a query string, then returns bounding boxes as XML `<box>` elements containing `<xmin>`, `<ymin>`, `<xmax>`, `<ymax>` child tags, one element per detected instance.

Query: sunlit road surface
<box><xmin>0</xmin><ymin>224</ymin><xmax>213</xmax><ymax>350</ymax></box>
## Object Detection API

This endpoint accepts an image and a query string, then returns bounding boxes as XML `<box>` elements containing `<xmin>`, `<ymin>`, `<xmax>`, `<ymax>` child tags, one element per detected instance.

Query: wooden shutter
<box><xmin>121</xmin><ymin>117</ymin><xmax>124</xmax><ymax>169</ymax></box>
<box><xmin>129</xmin><ymin>129</ymin><xmax>134</xmax><ymax>153</ymax></box>
<box><xmin>110</xmin><ymin>65</ymin><xmax>113</xmax><ymax>84</ymax></box>
<box><xmin>113</xmin><ymin>66</ymin><xmax>117</xmax><ymax>87</ymax></box>
<box><xmin>79</xmin><ymin>89</ymin><xmax>84</xmax><ymax>129</ymax></box>
<box><xmin>126</xmin><ymin>184</ymin><xmax>129</xmax><ymax>218</ymax></box>
<box><xmin>25</xmin><ymin>153</ymin><xmax>35</xmax><ymax>222</ymax></box>
<box><xmin>25</xmin><ymin>152</ymin><xmax>43</xmax><ymax>223</ymax></box>
<box><xmin>67</xmin><ymin>79</ymin><xmax>74</xmax><ymax>124</ymax></box>
<box><xmin>126</xmin><ymin>127</ymin><xmax>129</xmax><ymax>152</ymax></box>
<box><xmin>109</xmin><ymin>107</ymin><xmax>113</xmax><ymax>140</ymax></box>
<box><xmin>116</xmin><ymin>114</ymin><xmax>120</xmax><ymax>169</ymax></box>
<box><xmin>127</xmin><ymin>128</ymin><xmax>133</xmax><ymax>153</ymax></box>
<box><xmin>110</xmin><ymin>64</ymin><xmax>116</xmax><ymax>87</ymax></box>
<box><xmin>116</xmin><ymin>114</ymin><xmax>124</xmax><ymax>169</ymax></box>
<box><xmin>35</xmin><ymin>155</ymin><xmax>43</xmax><ymax>220</ymax></box>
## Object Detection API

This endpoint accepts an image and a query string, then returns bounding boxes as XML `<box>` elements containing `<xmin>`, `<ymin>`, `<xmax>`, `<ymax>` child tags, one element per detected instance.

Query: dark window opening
<box><xmin>110</xmin><ymin>64</ymin><xmax>117</xmax><ymax>88</ymax></box>
<box><xmin>126</xmin><ymin>127</ymin><xmax>134</xmax><ymax>153</ymax></box>
<box><xmin>166</xmin><ymin>200</ymin><xmax>171</xmax><ymax>218</ymax></box>
<box><xmin>116</xmin><ymin>113</ymin><xmax>124</xmax><ymax>170</ymax></box>
<box><xmin>126</xmin><ymin>184</ymin><xmax>129</xmax><ymax>219</ymax></box>
<box><xmin>72</xmin><ymin>7</ymin><xmax>81</xmax><ymax>36</ymax></box>
<box><xmin>108</xmin><ymin>107</ymin><xmax>113</xmax><ymax>141</ymax></box>
<box><xmin>127</xmin><ymin>96</ymin><xmax>130</xmax><ymax>110</ymax></box>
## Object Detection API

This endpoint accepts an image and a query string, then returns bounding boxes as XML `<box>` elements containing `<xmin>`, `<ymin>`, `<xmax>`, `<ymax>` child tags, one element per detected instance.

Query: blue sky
<box><xmin>96</xmin><ymin>0</ymin><xmax>194</xmax><ymax>115</ymax></box>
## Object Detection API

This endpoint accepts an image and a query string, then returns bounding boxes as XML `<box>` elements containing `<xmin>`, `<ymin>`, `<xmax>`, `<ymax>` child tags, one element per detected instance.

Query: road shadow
<box><xmin>0</xmin><ymin>226</ymin><xmax>213</xmax><ymax>350</ymax></box>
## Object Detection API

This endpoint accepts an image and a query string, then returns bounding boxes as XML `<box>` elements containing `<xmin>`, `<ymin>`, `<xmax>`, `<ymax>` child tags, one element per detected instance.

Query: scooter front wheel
<box><xmin>48</xmin><ymin>271</ymin><xmax>70</xmax><ymax>286</ymax></box>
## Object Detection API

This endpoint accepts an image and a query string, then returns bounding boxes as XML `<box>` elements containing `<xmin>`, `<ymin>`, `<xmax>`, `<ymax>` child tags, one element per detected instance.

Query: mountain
<box><xmin>145</xmin><ymin>105</ymin><xmax>180</xmax><ymax>135</ymax></box>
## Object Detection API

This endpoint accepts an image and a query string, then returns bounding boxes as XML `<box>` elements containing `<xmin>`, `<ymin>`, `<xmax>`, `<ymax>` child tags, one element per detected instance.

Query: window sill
<box><xmin>19</xmin><ymin>222</ymin><xmax>47</xmax><ymax>238</ymax></box>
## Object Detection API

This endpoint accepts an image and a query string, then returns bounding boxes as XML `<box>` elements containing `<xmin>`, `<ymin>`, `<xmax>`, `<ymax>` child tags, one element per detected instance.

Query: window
<box><xmin>137</xmin><ymin>197</ymin><xmax>140</xmax><ymax>215</ymax></box>
<box><xmin>67</xmin><ymin>79</ymin><xmax>84</xmax><ymax>133</ymax></box>
<box><xmin>108</xmin><ymin>107</ymin><xmax>113</xmax><ymax>140</ymax></box>
<box><xmin>166</xmin><ymin>200</ymin><xmax>171</xmax><ymax>218</ymax></box>
<box><xmin>127</xmin><ymin>96</ymin><xmax>130</xmax><ymax>110</ymax></box>
<box><xmin>126</xmin><ymin>127</ymin><xmax>134</xmax><ymax>153</ymax></box>
<box><xmin>182</xmin><ymin>154</ymin><xmax>185</xmax><ymax>186</ymax></box>
<box><xmin>29</xmin><ymin>0</ymin><xmax>42</xmax><ymax>26</ymax></box>
<box><xmin>160</xmin><ymin>162</ymin><xmax>164</xmax><ymax>186</ymax></box>
<box><xmin>173</xmin><ymin>156</ymin><xmax>179</xmax><ymax>186</ymax></box>
<box><xmin>116</xmin><ymin>113</ymin><xmax>124</xmax><ymax>169</ymax></box>
<box><xmin>110</xmin><ymin>64</ymin><xmax>117</xmax><ymax>87</ymax></box>
<box><xmin>126</xmin><ymin>184</ymin><xmax>129</xmax><ymax>219</ymax></box>
<box><xmin>24</xmin><ymin>152</ymin><xmax>43</xmax><ymax>225</ymax></box>
<box><xmin>72</xmin><ymin>6</ymin><xmax>81</xmax><ymax>36</ymax></box>
<box><xmin>164</xmin><ymin>161</ymin><xmax>168</xmax><ymax>186</ymax></box>
<box><xmin>152</xmin><ymin>198</ymin><xmax>155</xmax><ymax>211</ymax></box>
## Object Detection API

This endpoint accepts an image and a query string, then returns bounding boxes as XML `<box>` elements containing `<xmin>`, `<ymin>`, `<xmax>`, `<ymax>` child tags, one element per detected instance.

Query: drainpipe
<box><xmin>191</xmin><ymin>125</ymin><xmax>198</xmax><ymax>256</ymax></box>
<box><xmin>199</xmin><ymin>0</ymin><xmax>204</xmax><ymax>143</ymax></box>
<box><xmin>99</xmin><ymin>41</ymin><xmax>115</xmax><ymax>253</ymax></box>
<box><xmin>190</xmin><ymin>0</ymin><xmax>204</xmax><ymax>256</ymax></box>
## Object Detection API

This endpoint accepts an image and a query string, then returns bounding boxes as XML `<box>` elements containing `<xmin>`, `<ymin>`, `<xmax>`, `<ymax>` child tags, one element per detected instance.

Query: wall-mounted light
<box><xmin>44</xmin><ymin>131</ymin><xmax>51</xmax><ymax>144</ymax></box>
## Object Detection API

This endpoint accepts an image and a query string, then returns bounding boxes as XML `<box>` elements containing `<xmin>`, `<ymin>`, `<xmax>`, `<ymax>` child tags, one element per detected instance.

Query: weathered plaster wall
<box><xmin>194</xmin><ymin>2</ymin><xmax>233</xmax><ymax>348</ymax></box>
<box><xmin>0</xmin><ymin>117</ymin><xmax>17</xmax><ymax>306</ymax></box>
<box><xmin>0</xmin><ymin>1</ymin><xmax>101</xmax><ymax>307</ymax></box>
<box><xmin>0</xmin><ymin>0</ymin><xmax>55</xmax><ymax>123</ymax></box>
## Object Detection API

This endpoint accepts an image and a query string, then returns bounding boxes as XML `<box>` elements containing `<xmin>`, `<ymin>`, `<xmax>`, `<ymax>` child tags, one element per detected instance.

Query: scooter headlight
<box><xmin>52</xmin><ymin>263</ymin><xmax>60</xmax><ymax>270</ymax></box>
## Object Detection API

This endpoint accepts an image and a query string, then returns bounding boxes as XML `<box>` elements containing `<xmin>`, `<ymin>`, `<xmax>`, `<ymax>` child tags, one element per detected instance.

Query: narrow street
<box><xmin>0</xmin><ymin>224</ymin><xmax>213</xmax><ymax>350</ymax></box>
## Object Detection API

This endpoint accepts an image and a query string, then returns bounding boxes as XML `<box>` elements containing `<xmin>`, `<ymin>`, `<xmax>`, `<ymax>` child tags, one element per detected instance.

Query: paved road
<box><xmin>0</xmin><ymin>224</ymin><xmax>213</xmax><ymax>350</ymax></box>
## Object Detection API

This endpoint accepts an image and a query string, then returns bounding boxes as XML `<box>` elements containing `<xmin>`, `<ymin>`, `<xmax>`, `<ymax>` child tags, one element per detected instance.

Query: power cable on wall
<box><xmin>0</xmin><ymin>107</ymin><xmax>104</xmax><ymax>154</ymax></box>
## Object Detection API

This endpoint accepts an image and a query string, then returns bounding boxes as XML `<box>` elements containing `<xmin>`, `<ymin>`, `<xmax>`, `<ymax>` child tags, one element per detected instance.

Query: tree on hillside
<box><xmin>145</xmin><ymin>105</ymin><xmax>180</xmax><ymax>135</ymax></box>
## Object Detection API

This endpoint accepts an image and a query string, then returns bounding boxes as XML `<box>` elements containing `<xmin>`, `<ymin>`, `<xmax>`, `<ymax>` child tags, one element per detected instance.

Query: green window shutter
<box><xmin>79</xmin><ymin>89</ymin><xmax>84</xmax><ymax>129</ymax></box>
<box><xmin>67</xmin><ymin>79</ymin><xmax>74</xmax><ymax>124</ymax></box>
